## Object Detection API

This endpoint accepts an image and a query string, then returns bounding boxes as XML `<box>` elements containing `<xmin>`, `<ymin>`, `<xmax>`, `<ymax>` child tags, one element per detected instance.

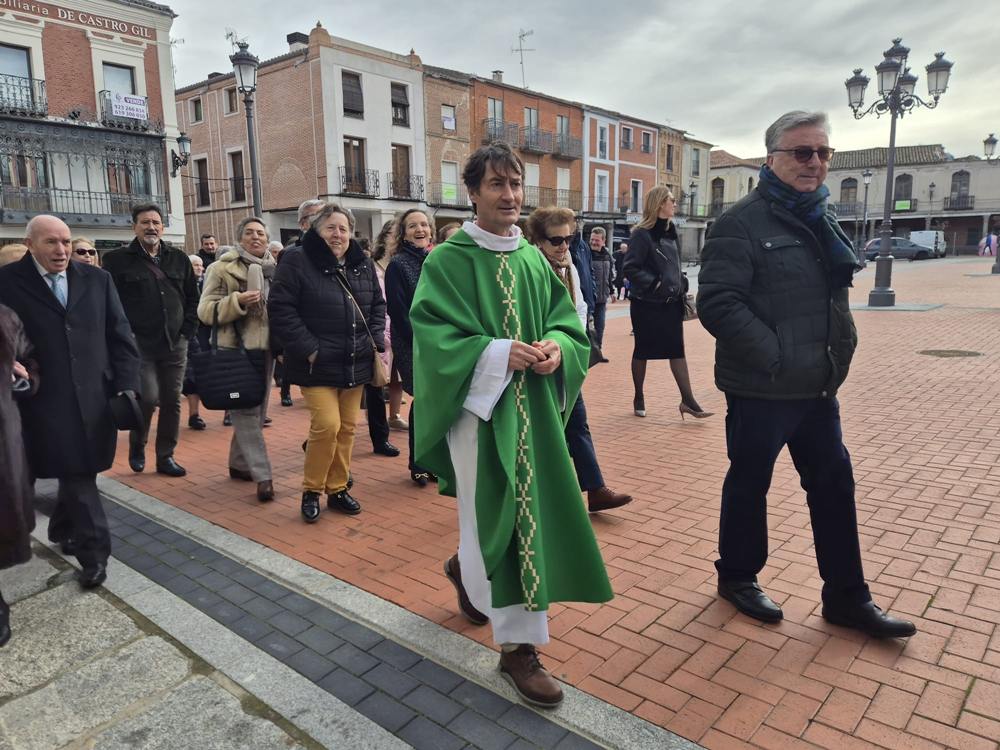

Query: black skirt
<box><xmin>630</xmin><ymin>297</ymin><xmax>685</xmax><ymax>360</ymax></box>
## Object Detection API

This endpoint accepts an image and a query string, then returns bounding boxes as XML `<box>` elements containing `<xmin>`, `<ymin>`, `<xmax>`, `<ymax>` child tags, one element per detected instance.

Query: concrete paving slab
<box><xmin>0</xmin><ymin>554</ymin><xmax>57</xmax><ymax>605</ymax></box>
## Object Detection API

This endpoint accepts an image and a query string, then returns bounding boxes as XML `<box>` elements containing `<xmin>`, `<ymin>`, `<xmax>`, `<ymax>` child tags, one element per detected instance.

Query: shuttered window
<box><xmin>391</xmin><ymin>83</ymin><xmax>409</xmax><ymax>126</ymax></box>
<box><xmin>342</xmin><ymin>72</ymin><xmax>364</xmax><ymax>118</ymax></box>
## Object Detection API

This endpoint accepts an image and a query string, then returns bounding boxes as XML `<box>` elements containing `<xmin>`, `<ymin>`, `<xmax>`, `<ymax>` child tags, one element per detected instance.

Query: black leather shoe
<box><xmin>301</xmin><ymin>491</ymin><xmax>321</xmax><ymax>523</ymax></box>
<box><xmin>373</xmin><ymin>442</ymin><xmax>400</xmax><ymax>457</ymax></box>
<box><xmin>156</xmin><ymin>458</ymin><xmax>187</xmax><ymax>477</ymax></box>
<box><xmin>823</xmin><ymin>601</ymin><xmax>917</xmax><ymax>639</ymax></box>
<box><xmin>188</xmin><ymin>415</ymin><xmax>206</xmax><ymax>430</ymax></box>
<box><xmin>229</xmin><ymin>466</ymin><xmax>253</xmax><ymax>482</ymax></box>
<box><xmin>327</xmin><ymin>490</ymin><xmax>361</xmax><ymax>515</ymax></box>
<box><xmin>718</xmin><ymin>580</ymin><xmax>783</xmax><ymax>623</ymax></box>
<box><xmin>223</xmin><ymin>411</ymin><xmax>232</xmax><ymax>426</ymax></box>
<box><xmin>411</xmin><ymin>471</ymin><xmax>429</xmax><ymax>487</ymax></box>
<box><xmin>280</xmin><ymin>395</ymin><xmax>293</xmax><ymax>407</ymax></box>
<box><xmin>78</xmin><ymin>563</ymin><xmax>107</xmax><ymax>589</ymax></box>
<box><xmin>129</xmin><ymin>443</ymin><xmax>145</xmax><ymax>473</ymax></box>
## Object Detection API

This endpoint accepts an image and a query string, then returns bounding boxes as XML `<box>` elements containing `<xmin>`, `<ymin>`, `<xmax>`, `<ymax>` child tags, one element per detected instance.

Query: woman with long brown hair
<box><xmin>623</xmin><ymin>186</ymin><xmax>712</xmax><ymax>419</ymax></box>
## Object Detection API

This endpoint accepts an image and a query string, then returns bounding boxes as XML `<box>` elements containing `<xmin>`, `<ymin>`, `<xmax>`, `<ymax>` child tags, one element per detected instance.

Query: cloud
<box><xmin>168</xmin><ymin>0</ymin><xmax>999</xmax><ymax>159</ymax></box>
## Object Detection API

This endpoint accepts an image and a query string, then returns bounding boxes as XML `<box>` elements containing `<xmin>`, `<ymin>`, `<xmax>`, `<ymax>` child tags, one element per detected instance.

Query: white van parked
<box><xmin>909</xmin><ymin>230</ymin><xmax>947</xmax><ymax>258</ymax></box>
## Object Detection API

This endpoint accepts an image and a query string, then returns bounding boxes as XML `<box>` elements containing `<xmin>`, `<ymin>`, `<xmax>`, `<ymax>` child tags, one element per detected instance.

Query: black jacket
<box><xmin>696</xmin><ymin>188</ymin><xmax>858</xmax><ymax>400</ymax></box>
<box><xmin>102</xmin><ymin>238</ymin><xmax>199</xmax><ymax>357</ymax></box>
<box><xmin>623</xmin><ymin>220</ymin><xmax>684</xmax><ymax>302</ymax></box>
<box><xmin>268</xmin><ymin>230</ymin><xmax>386</xmax><ymax>389</ymax></box>
<box><xmin>0</xmin><ymin>256</ymin><xmax>141</xmax><ymax>477</ymax></box>
<box><xmin>590</xmin><ymin>247</ymin><xmax>614</xmax><ymax>302</ymax></box>
<box><xmin>384</xmin><ymin>241</ymin><xmax>428</xmax><ymax>394</ymax></box>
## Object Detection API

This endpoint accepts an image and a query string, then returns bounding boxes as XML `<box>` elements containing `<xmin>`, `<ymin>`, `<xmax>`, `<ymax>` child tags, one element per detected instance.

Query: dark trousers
<box><xmin>593</xmin><ymin>303</ymin><xmax>607</xmax><ymax>348</ymax></box>
<box><xmin>406</xmin><ymin>400</ymin><xmax>428</xmax><ymax>473</ymax></box>
<box><xmin>717</xmin><ymin>395</ymin><xmax>870</xmax><ymax>605</ymax></box>
<box><xmin>47</xmin><ymin>474</ymin><xmax>109</xmax><ymax>568</ymax></box>
<box><xmin>132</xmin><ymin>339</ymin><xmax>187</xmax><ymax>462</ymax></box>
<box><xmin>366</xmin><ymin>384</ymin><xmax>389</xmax><ymax>448</ymax></box>
<box><xmin>565</xmin><ymin>394</ymin><xmax>604</xmax><ymax>491</ymax></box>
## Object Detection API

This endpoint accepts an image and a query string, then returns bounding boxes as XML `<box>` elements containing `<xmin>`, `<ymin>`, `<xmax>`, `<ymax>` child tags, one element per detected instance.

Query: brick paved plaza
<box><xmin>106</xmin><ymin>256</ymin><xmax>1000</xmax><ymax>750</ymax></box>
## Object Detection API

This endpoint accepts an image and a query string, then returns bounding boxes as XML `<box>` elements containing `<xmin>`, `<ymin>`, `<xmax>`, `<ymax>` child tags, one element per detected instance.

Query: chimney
<box><xmin>287</xmin><ymin>32</ymin><xmax>308</xmax><ymax>52</ymax></box>
<box><xmin>492</xmin><ymin>70</ymin><xmax>503</xmax><ymax>83</ymax></box>
<box><xmin>206</xmin><ymin>72</ymin><xmax>224</xmax><ymax>80</ymax></box>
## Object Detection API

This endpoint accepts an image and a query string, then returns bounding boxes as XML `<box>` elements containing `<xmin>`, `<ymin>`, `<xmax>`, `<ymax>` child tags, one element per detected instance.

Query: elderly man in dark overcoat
<box><xmin>0</xmin><ymin>214</ymin><xmax>140</xmax><ymax>588</ymax></box>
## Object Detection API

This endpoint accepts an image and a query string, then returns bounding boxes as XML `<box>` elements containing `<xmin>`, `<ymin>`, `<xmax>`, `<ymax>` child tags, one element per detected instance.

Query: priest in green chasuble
<box><xmin>411</xmin><ymin>143</ymin><xmax>613</xmax><ymax>708</ymax></box>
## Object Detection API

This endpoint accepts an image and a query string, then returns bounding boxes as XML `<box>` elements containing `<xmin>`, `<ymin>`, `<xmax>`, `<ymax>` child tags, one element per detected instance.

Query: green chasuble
<box><xmin>410</xmin><ymin>228</ymin><xmax>613</xmax><ymax>611</ymax></box>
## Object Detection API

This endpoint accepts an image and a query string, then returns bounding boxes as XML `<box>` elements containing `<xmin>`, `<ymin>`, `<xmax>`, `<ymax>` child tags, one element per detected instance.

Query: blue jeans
<box><xmin>593</xmin><ymin>303</ymin><xmax>607</xmax><ymax>348</ymax></box>
<box><xmin>565</xmin><ymin>394</ymin><xmax>604</xmax><ymax>491</ymax></box>
<box><xmin>717</xmin><ymin>395</ymin><xmax>869</xmax><ymax>605</ymax></box>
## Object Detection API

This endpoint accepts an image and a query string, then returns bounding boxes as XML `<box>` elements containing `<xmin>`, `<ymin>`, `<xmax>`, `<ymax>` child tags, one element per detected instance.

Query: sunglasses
<box><xmin>544</xmin><ymin>235</ymin><xmax>574</xmax><ymax>247</ymax></box>
<box><xmin>74</xmin><ymin>248</ymin><xmax>97</xmax><ymax>256</ymax></box>
<box><xmin>770</xmin><ymin>146</ymin><xmax>835</xmax><ymax>163</ymax></box>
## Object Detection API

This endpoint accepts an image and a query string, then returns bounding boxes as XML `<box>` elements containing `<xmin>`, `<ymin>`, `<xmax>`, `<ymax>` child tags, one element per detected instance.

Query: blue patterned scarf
<box><xmin>758</xmin><ymin>165</ymin><xmax>860</xmax><ymax>288</ymax></box>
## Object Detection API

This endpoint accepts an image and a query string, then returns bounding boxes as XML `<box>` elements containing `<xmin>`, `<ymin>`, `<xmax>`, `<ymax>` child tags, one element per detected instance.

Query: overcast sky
<box><xmin>169</xmin><ymin>0</ymin><xmax>999</xmax><ymax>161</ymax></box>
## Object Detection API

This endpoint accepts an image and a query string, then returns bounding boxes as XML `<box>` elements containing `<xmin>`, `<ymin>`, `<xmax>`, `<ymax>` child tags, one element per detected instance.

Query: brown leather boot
<box><xmin>444</xmin><ymin>555</ymin><xmax>488</xmax><ymax>625</ymax></box>
<box><xmin>587</xmin><ymin>486</ymin><xmax>632</xmax><ymax>513</ymax></box>
<box><xmin>256</xmin><ymin>480</ymin><xmax>274</xmax><ymax>502</ymax></box>
<box><xmin>499</xmin><ymin>644</ymin><xmax>563</xmax><ymax>707</ymax></box>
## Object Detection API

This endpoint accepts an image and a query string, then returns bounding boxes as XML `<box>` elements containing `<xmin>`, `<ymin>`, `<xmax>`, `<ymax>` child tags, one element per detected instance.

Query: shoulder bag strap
<box><xmin>333</xmin><ymin>272</ymin><xmax>378</xmax><ymax>351</ymax></box>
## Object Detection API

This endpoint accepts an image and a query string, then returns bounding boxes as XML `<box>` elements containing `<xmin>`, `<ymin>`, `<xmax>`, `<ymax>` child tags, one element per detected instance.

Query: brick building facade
<box><xmin>0</xmin><ymin>0</ymin><xmax>184</xmax><ymax>247</ymax></box>
<box><xmin>422</xmin><ymin>65</ymin><xmax>472</xmax><ymax>225</ymax></box>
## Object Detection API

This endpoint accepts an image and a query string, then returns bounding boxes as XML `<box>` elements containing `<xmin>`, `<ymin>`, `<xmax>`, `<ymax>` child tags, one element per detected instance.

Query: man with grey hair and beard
<box><xmin>697</xmin><ymin>111</ymin><xmax>916</xmax><ymax>639</ymax></box>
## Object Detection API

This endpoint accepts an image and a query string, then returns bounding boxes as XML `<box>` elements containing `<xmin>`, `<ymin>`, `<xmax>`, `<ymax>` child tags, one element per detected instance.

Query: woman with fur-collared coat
<box><xmin>268</xmin><ymin>203</ymin><xmax>386</xmax><ymax>523</ymax></box>
<box><xmin>198</xmin><ymin>217</ymin><xmax>275</xmax><ymax>503</ymax></box>
<box><xmin>0</xmin><ymin>304</ymin><xmax>38</xmax><ymax>647</ymax></box>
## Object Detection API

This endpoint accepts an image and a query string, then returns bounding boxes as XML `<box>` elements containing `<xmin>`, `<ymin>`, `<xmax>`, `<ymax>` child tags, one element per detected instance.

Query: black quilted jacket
<box><xmin>268</xmin><ymin>230</ymin><xmax>386</xmax><ymax>389</ymax></box>
<box><xmin>697</xmin><ymin>189</ymin><xmax>858</xmax><ymax>400</ymax></box>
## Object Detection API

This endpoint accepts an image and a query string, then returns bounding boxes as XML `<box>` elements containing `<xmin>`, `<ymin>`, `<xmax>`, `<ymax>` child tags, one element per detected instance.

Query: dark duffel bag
<box><xmin>191</xmin><ymin>308</ymin><xmax>266</xmax><ymax>410</ymax></box>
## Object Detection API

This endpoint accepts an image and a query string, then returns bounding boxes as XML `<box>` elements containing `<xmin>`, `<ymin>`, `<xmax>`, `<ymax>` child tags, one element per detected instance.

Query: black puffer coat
<box><xmin>384</xmin><ymin>241</ymin><xmax>428</xmax><ymax>394</ymax></box>
<box><xmin>268</xmin><ymin>230</ymin><xmax>385</xmax><ymax>390</ymax></box>
<box><xmin>697</xmin><ymin>189</ymin><xmax>858</xmax><ymax>400</ymax></box>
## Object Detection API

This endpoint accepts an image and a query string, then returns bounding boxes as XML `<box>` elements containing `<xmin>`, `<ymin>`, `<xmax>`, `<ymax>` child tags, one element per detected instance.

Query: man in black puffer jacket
<box><xmin>268</xmin><ymin>204</ymin><xmax>385</xmax><ymax>522</ymax></box>
<box><xmin>697</xmin><ymin>110</ymin><xmax>915</xmax><ymax>640</ymax></box>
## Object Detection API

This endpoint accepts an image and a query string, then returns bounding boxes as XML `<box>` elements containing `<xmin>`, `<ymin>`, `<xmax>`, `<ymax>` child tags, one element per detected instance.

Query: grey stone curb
<box><xmin>95</xmin><ymin>475</ymin><xmax>702</xmax><ymax>750</ymax></box>
<box><xmin>30</xmin><ymin>514</ymin><xmax>409</xmax><ymax>750</ymax></box>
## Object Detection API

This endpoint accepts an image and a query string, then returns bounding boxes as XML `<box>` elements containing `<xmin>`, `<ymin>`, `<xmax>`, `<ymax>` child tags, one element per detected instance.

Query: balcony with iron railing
<box><xmin>426</xmin><ymin>181</ymin><xmax>470</xmax><ymax>208</ymax></box>
<box><xmin>386</xmin><ymin>173</ymin><xmax>424</xmax><ymax>201</ymax></box>
<box><xmin>520</xmin><ymin>126</ymin><xmax>552</xmax><ymax>154</ymax></box>
<box><xmin>98</xmin><ymin>90</ymin><xmax>164</xmax><ymax>133</ymax></box>
<box><xmin>339</xmin><ymin>167</ymin><xmax>380</xmax><ymax>198</ymax></box>
<box><xmin>481</xmin><ymin>118</ymin><xmax>519</xmax><ymax>146</ymax></box>
<box><xmin>0</xmin><ymin>74</ymin><xmax>47</xmax><ymax>117</ymax></box>
<box><xmin>553</xmin><ymin>134</ymin><xmax>582</xmax><ymax>160</ymax></box>
<box><xmin>582</xmin><ymin>194</ymin><xmax>627</xmax><ymax>214</ymax></box>
<box><xmin>833</xmin><ymin>201</ymin><xmax>863</xmax><ymax>217</ymax></box>
<box><xmin>708</xmin><ymin>201</ymin><xmax>736</xmax><ymax>218</ymax></box>
<box><xmin>0</xmin><ymin>185</ymin><xmax>166</xmax><ymax>224</ymax></box>
<box><xmin>521</xmin><ymin>186</ymin><xmax>582</xmax><ymax>211</ymax></box>
<box><xmin>944</xmin><ymin>195</ymin><xmax>975</xmax><ymax>210</ymax></box>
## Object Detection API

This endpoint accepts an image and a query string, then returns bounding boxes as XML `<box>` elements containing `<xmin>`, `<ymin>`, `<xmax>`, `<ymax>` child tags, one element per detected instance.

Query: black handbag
<box><xmin>587</xmin><ymin>325</ymin><xmax>604</xmax><ymax>368</ymax></box>
<box><xmin>190</xmin><ymin>307</ymin><xmax>266</xmax><ymax>410</ymax></box>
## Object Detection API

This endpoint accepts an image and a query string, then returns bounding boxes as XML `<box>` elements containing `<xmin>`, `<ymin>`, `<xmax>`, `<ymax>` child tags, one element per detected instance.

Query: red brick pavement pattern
<box><xmin>109</xmin><ymin>258</ymin><xmax>1000</xmax><ymax>749</ymax></box>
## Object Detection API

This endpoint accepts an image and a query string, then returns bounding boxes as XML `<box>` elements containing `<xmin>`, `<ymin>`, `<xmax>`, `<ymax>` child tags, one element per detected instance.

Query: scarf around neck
<box><xmin>757</xmin><ymin>165</ymin><xmax>860</xmax><ymax>287</ymax></box>
<box><xmin>237</xmin><ymin>246</ymin><xmax>276</xmax><ymax>306</ymax></box>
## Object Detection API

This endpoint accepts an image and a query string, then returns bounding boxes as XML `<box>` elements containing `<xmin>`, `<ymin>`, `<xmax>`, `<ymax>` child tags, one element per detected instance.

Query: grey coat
<box><xmin>697</xmin><ymin>189</ymin><xmax>858</xmax><ymax>400</ymax></box>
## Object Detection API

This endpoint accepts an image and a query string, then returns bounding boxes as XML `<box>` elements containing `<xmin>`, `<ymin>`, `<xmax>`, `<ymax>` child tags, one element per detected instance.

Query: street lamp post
<box><xmin>861</xmin><ymin>168</ymin><xmax>873</xmax><ymax>247</ymax></box>
<box><xmin>984</xmin><ymin>134</ymin><xmax>999</xmax><ymax>274</ymax></box>
<box><xmin>230</xmin><ymin>41</ymin><xmax>263</xmax><ymax>218</ymax></box>
<box><xmin>688</xmin><ymin>180</ymin><xmax>696</xmax><ymax>218</ymax></box>
<box><xmin>845</xmin><ymin>39</ymin><xmax>953</xmax><ymax>307</ymax></box>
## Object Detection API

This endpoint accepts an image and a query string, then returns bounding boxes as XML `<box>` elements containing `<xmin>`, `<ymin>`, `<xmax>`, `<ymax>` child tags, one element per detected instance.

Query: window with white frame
<box><xmin>598</xmin><ymin>126</ymin><xmax>608</xmax><ymax>159</ymax></box>
<box><xmin>691</xmin><ymin>148</ymin><xmax>701</xmax><ymax>176</ymax></box>
<box><xmin>621</xmin><ymin>126</ymin><xmax>633</xmax><ymax>150</ymax></box>
<box><xmin>229</xmin><ymin>151</ymin><xmax>246</xmax><ymax>202</ymax></box>
<box><xmin>441</xmin><ymin>104</ymin><xmax>456</xmax><ymax>131</ymax></box>
<box><xmin>342</xmin><ymin>71</ymin><xmax>364</xmax><ymax>118</ymax></box>
<box><xmin>224</xmin><ymin>86</ymin><xmax>238</xmax><ymax>115</ymax></box>
<box><xmin>391</xmin><ymin>83</ymin><xmax>409</xmax><ymax>126</ymax></box>
<box><xmin>102</xmin><ymin>62</ymin><xmax>135</xmax><ymax>94</ymax></box>
<box><xmin>441</xmin><ymin>160</ymin><xmax>459</xmax><ymax>203</ymax></box>
<box><xmin>630</xmin><ymin>180</ymin><xmax>642</xmax><ymax>212</ymax></box>
<box><xmin>641</xmin><ymin>131</ymin><xmax>652</xmax><ymax>153</ymax></box>
<box><xmin>190</xmin><ymin>98</ymin><xmax>203</xmax><ymax>123</ymax></box>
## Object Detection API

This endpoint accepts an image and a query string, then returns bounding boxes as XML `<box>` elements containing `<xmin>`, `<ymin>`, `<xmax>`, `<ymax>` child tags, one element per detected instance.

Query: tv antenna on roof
<box><xmin>511</xmin><ymin>29</ymin><xmax>534</xmax><ymax>88</ymax></box>
<box><xmin>224</xmin><ymin>28</ymin><xmax>246</xmax><ymax>50</ymax></box>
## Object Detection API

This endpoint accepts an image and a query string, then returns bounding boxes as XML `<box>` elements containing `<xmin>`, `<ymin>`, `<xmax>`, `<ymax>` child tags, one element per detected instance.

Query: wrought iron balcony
<box><xmin>426</xmin><ymin>181</ymin><xmax>470</xmax><ymax>207</ymax></box>
<box><xmin>98</xmin><ymin>90</ymin><xmax>164</xmax><ymax>134</ymax></box>
<box><xmin>522</xmin><ymin>186</ymin><xmax>582</xmax><ymax>211</ymax></box>
<box><xmin>481</xmin><ymin>118</ymin><xmax>519</xmax><ymax>146</ymax></box>
<box><xmin>833</xmin><ymin>201</ymin><xmax>863</xmax><ymax>217</ymax></box>
<box><xmin>553</xmin><ymin>134</ymin><xmax>582</xmax><ymax>160</ymax></box>
<box><xmin>0</xmin><ymin>74</ymin><xmax>47</xmax><ymax>117</ymax></box>
<box><xmin>386</xmin><ymin>173</ymin><xmax>424</xmax><ymax>201</ymax></box>
<box><xmin>582</xmin><ymin>194</ymin><xmax>627</xmax><ymax>214</ymax></box>
<box><xmin>709</xmin><ymin>202</ymin><xmax>736</xmax><ymax>218</ymax></box>
<box><xmin>520</xmin><ymin>127</ymin><xmax>552</xmax><ymax>154</ymax></box>
<box><xmin>339</xmin><ymin>167</ymin><xmax>380</xmax><ymax>197</ymax></box>
<box><xmin>943</xmin><ymin>195</ymin><xmax>975</xmax><ymax>210</ymax></box>
<box><xmin>0</xmin><ymin>186</ymin><xmax>166</xmax><ymax>224</ymax></box>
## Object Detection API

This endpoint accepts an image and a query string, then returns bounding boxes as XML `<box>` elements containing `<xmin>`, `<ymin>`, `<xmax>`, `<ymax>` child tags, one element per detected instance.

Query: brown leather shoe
<box><xmin>443</xmin><ymin>555</ymin><xmax>488</xmax><ymax>625</ymax></box>
<box><xmin>499</xmin><ymin>644</ymin><xmax>563</xmax><ymax>708</ymax></box>
<box><xmin>587</xmin><ymin>486</ymin><xmax>632</xmax><ymax>513</ymax></box>
<box><xmin>256</xmin><ymin>480</ymin><xmax>274</xmax><ymax>502</ymax></box>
